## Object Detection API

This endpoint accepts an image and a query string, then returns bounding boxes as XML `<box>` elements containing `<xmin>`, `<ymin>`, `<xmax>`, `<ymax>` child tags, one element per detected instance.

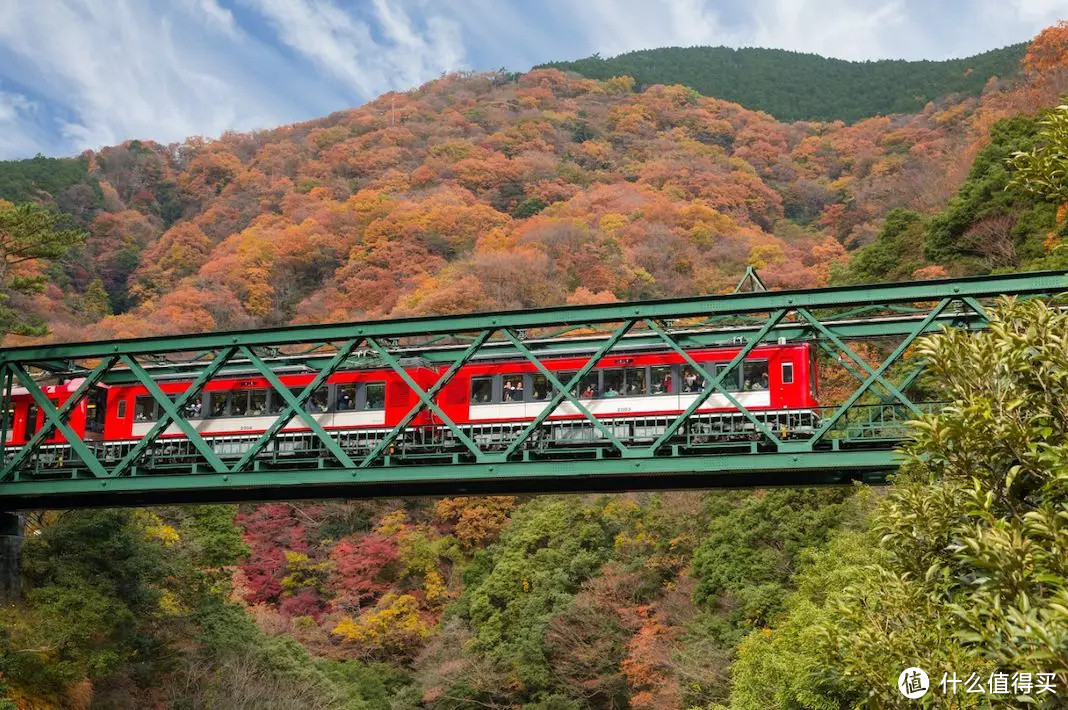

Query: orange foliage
<box><xmin>1024</xmin><ymin>21</ymin><xmax>1068</xmax><ymax>74</ymax></box>
<box><xmin>12</xmin><ymin>29</ymin><xmax>1060</xmax><ymax>342</ymax></box>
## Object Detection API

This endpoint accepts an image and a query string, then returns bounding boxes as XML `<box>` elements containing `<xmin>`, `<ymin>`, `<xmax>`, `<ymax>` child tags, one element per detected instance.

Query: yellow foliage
<box><xmin>158</xmin><ymin>589</ymin><xmax>184</xmax><ymax>615</ymax></box>
<box><xmin>748</xmin><ymin>243</ymin><xmax>785</xmax><ymax>269</ymax></box>
<box><xmin>375</xmin><ymin>510</ymin><xmax>407</xmax><ymax>536</ymax></box>
<box><xmin>331</xmin><ymin>593</ymin><xmax>431</xmax><ymax>651</ymax></box>
<box><xmin>423</xmin><ymin>569</ymin><xmax>447</xmax><ymax>602</ymax></box>
<box><xmin>475</xmin><ymin>226</ymin><xmax>518</xmax><ymax>253</ymax></box>
<box><xmin>284</xmin><ymin>551</ymin><xmax>309</xmax><ymax>565</ymax></box>
<box><xmin>602</xmin><ymin>75</ymin><xmax>636</xmax><ymax>94</ymax></box>
<box><xmin>934</xmin><ymin>102</ymin><xmax>969</xmax><ymax>126</ymax></box>
<box><xmin>134</xmin><ymin>510</ymin><xmax>180</xmax><ymax>547</ymax></box>
<box><xmin>599</xmin><ymin>213</ymin><xmax>629</xmax><ymax>235</ymax></box>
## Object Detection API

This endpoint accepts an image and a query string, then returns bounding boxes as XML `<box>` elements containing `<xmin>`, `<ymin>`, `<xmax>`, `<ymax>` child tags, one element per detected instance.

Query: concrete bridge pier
<box><xmin>0</xmin><ymin>511</ymin><xmax>23</xmax><ymax>602</ymax></box>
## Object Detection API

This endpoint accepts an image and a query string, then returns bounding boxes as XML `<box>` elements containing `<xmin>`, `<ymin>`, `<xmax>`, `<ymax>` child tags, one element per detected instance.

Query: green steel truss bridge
<box><xmin>0</xmin><ymin>270</ymin><xmax>1065</xmax><ymax>510</ymax></box>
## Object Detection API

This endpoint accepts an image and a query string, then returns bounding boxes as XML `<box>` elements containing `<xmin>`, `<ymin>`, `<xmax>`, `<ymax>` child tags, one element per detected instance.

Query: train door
<box><xmin>84</xmin><ymin>386</ymin><xmax>107</xmax><ymax>439</ymax></box>
<box><xmin>23</xmin><ymin>403</ymin><xmax>38</xmax><ymax>441</ymax></box>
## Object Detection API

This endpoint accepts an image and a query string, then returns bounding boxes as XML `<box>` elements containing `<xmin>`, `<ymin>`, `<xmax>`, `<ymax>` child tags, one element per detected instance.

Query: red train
<box><xmin>3</xmin><ymin>343</ymin><xmax>818</xmax><ymax>467</ymax></box>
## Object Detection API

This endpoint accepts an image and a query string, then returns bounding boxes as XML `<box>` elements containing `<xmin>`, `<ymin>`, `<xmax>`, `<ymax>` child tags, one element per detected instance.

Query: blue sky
<box><xmin>0</xmin><ymin>0</ymin><xmax>1064</xmax><ymax>160</ymax></box>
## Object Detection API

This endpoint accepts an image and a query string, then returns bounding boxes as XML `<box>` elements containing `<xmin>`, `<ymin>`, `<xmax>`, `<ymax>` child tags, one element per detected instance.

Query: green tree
<box><xmin>729</xmin><ymin>298</ymin><xmax>1068</xmax><ymax>708</ymax></box>
<box><xmin>0</xmin><ymin>510</ymin><xmax>170</xmax><ymax>693</ymax></box>
<box><xmin>460</xmin><ymin>498</ymin><xmax>617</xmax><ymax>692</ymax></box>
<box><xmin>80</xmin><ymin>278</ymin><xmax>111</xmax><ymax>320</ymax></box>
<box><xmin>1009</xmin><ymin>102</ymin><xmax>1068</xmax><ymax>206</ymax></box>
<box><xmin>0</xmin><ymin>201</ymin><xmax>84</xmax><ymax>335</ymax></box>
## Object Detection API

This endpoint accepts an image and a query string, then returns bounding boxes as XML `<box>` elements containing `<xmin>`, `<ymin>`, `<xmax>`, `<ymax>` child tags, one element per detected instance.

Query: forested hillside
<box><xmin>0</xmin><ymin>23</ymin><xmax>1062</xmax><ymax>346</ymax></box>
<box><xmin>0</xmin><ymin>21</ymin><xmax>1066</xmax><ymax>710</ymax></box>
<box><xmin>539</xmin><ymin>44</ymin><xmax>1028</xmax><ymax>123</ymax></box>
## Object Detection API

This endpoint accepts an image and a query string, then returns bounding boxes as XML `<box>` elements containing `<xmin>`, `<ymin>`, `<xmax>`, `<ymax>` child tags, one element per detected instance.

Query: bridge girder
<box><xmin>0</xmin><ymin>270</ymin><xmax>1064</xmax><ymax>509</ymax></box>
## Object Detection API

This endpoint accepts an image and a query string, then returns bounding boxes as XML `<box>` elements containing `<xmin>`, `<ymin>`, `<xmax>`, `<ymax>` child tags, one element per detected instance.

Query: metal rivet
<box><xmin>488</xmin><ymin>466</ymin><xmax>495</xmax><ymax>472</ymax></box>
<box><xmin>223</xmin><ymin>475</ymin><xmax>229</xmax><ymax>482</ymax></box>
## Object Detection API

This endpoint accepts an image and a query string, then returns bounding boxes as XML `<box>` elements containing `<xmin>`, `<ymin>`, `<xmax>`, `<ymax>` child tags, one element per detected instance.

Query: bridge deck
<box><xmin>0</xmin><ymin>270</ymin><xmax>1064</xmax><ymax>509</ymax></box>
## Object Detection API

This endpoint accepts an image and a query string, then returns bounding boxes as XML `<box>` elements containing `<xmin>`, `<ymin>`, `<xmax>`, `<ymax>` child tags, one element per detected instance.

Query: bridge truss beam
<box><xmin>0</xmin><ymin>270</ymin><xmax>1064</xmax><ymax>509</ymax></box>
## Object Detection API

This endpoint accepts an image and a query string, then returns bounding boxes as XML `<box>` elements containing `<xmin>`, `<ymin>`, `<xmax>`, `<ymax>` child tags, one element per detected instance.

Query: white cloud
<box><xmin>0</xmin><ymin>90</ymin><xmax>36</xmax><ymax>124</ymax></box>
<box><xmin>0</xmin><ymin>0</ymin><xmax>1061</xmax><ymax>159</ymax></box>
<box><xmin>0</xmin><ymin>88</ymin><xmax>43</xmax><ymax>157</ymax></box>
<box><xmin>546</xmin><ymin>0</ymin><xmax>1061</xmax><ymax>62</ymax></box>
<box><xmin>242</xmin><ymin>0</ymin><xmax>467</xmax><ymax>98</ymax></box>
<box><xmin>563</xmin><ymin>0</ymin><xmax>729</xmax><ymax>57</ymax></box>
<box><xmin>748</xmin><ymin>0</ymin><xmax>909</xmax><ymax>60</ymax></box>
<box><xmin>0</xmin><ymin>0</ymin><xmax>306</xmax><ymax>157</ymax></box>
<box><xmin>0</xmin><ymin>0</ymin><xmax>471</xmax><ymax>159</ymax></box>
<box><xmin>178</xmin><ymin>0</ymin><xmax>241</xmax><ymax>36</ymax></box>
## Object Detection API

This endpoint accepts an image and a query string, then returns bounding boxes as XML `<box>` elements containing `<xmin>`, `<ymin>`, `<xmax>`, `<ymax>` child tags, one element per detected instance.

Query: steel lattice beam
<box><xmin>0</xmin><ymin>270</ymin><xmax>1063</xmax><ymax>509</ymax></box>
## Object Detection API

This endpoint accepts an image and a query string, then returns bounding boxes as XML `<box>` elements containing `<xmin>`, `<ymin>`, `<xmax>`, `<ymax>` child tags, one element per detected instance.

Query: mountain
<box><xmin>539</xmin><ymin>44</ymin><xmax>1028</xmax><ymax>123</ymax></box>
<box><xmin>1</xmin><ymin>23</ymin><xmax>1066</xmax><ymax>710</ymax></box>
<box><xmin>0</xmin><ymin>39</ymin><xmax>1058</xmax><ymax>345</ymax></box>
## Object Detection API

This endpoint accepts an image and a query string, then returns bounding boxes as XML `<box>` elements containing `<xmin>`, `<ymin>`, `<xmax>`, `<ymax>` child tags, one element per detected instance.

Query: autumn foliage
<box><xmin>0</xmin><ymin>24</ymin><xmax>1061</xmax><ymax>346</ymax></box>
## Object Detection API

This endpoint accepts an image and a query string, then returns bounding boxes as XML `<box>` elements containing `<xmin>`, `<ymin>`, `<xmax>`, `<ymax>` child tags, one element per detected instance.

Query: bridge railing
<box><xmin>0</xmin><ymin>270</ymin><xmax>1063</xmax><ymax>507</ymax></box>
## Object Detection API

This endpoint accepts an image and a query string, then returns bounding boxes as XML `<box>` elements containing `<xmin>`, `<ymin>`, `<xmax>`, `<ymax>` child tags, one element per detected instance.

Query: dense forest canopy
<box><xmin>0</xmin><ymin>22</ymin><xmax>1061</xmax><ymax>347</ymax></box>
<box><xmin>539</xmin><ymin>43</ymin><xmax>1029</xmax><ymax>123</ymax></box>
<box><xmin>0</xmin><ymin>20</ymin><xmax>1066</xmax><ymax>710</ymax></box>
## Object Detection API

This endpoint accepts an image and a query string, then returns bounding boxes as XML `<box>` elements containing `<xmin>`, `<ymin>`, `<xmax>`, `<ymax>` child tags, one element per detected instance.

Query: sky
<box><xmin>0</xmin><ymin>0</ymin><xmax>1064</xmax><ymax>160</ymax></box>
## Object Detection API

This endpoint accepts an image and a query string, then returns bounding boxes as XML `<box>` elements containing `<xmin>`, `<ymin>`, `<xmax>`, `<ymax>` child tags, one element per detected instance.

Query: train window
<box><xmin>781</xmin><ymin>362</ymin><xmax>794</xmax><ymax>385</ymax></box>
<box><xmin>578</xmin><ymin>372</ymin><xmax>598</xmax><ymax>398</ymax></box>
<box><xmin>364</xmin><ymin>383</ymin><xmax>385</xmax><ymax>410</ymax></box>
<box><xmin>471</xmin><ymin>377</ymin><xmax>493</xmax><ymax>404</ymax></box>
<box><xmin>207</xmin><ymin>392</ymin><xmax>228</xmax><ymax>418</ymax></box>
<box><xmin>265</xmin><ymin>390</ymin><xmax>284</xmax><ymax>414</ymax></box>
<box><xmin>558</xmin><ymin>372</ymin><xmax>577</xmax><ymax>397</ymax></box>
<box><xmin>135</xmin><ymin>395</ymin><xmax>157</xmax><ymax>421</ymax></box>
<box><xmin>183</xmin><ymin>396</ymin><xmax>203</xmax><ymax>418</ymax></box>
<box><xmin>681</xmin><ymin>365</ymin><xmax>706</xmax><ymax>393</ymax></box>
<box><xmin>651</xmin><ymin>366</ymin><xmax>673</xmax><ymax>394</ymax></box>
<box><xmin>230</xmin><ymin>390</ymin><xmax>249</xmax><ymax>416</ymax></box>
<box><xmin>117</xmin><ymin>399</ymin><xmax>127</xmax><ymax>419</ymax></box>
<box><xmin>25</xmin><ymin>404</ymin><xmax>38</xmax><ymax>438</ymax></box>
<box><xmin>743</xmin><ymin>360</ymin><xmax>769</xmax><ymax>391</ymax></box>
<box><xmin>85</xmin><ymin>388</ymin><xmax>107</xmax><ymax>433</ymax></box>
<box><xmin>281</xmin><ymin>387</ymin><xmax>303</xmax><ymax>412</ymax></box>
<box><xmin>248</xmin><ymin>390</ymin><xmax>268</xmax><ymax>415</ymax></box>
<box><xmin>336</xmin><ymin>384</ymin><xmax>357</xmax><ymax>411</ymax></box>
<box><xmin>2</xmin><ymin>403</ymin><xmax>14</xmax><ymax>431</ymax></box>
<box><xmin>601</xmin><ymin>369</ymin><xmax>624</xmax><ymax>397</ymax></box>
<box><xmin>530</xmin><ymin>374</ymin><xmax>551</xmax><ymax>401</ymax></box>
<box><xmin>713</xmin><ymin>363</ymin><xmax>741</xmax><ymax>392</ymax></box>
<box><xmin>502</xmin><ymin>374</ymin><xmax>525</xmax><ymax>402</ymax></box>
<box><xmin>307</xmin><ymin>386</ymin><xmax>330</xmax><ymax>413</ymax></box>
<box><xmin>624</xmin><ymin>367</ymin><xmax>647</xmax><ymax>395</ymax></box>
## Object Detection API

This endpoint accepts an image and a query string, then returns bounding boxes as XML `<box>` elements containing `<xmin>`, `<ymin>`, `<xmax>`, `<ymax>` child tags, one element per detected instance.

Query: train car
<box><xmin>2</xmin><ymin>342</ymin><xmax>819</xmax><ymax>467</ymax></box>
<box><xmin>3</xmin><ymin>379</ymin><xmax>107</xmax><ymax>447</ymax></box>
<box><xmin>436</xmin><ymin>343</ymin><xmax>818</xmax><ymax>446</ymax></box>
